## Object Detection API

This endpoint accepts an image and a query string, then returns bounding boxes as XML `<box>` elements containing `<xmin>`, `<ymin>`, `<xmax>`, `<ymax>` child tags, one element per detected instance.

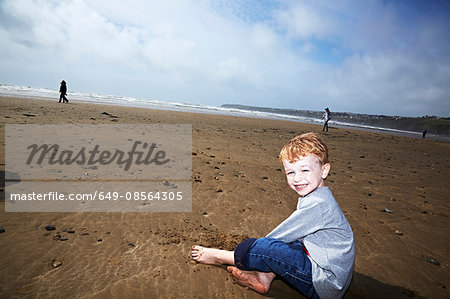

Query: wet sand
<box><xmin>0</xmin><ymin>96</ymin><xmax>449</xmax><ymax>298</ymax></box>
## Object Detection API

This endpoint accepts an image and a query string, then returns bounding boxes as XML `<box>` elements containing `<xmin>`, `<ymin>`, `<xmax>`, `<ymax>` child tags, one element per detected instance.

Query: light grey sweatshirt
<box><xmin>266</xmin><ymin>187</ymin><xmax>355</xmax><ymax>299</ymax></box>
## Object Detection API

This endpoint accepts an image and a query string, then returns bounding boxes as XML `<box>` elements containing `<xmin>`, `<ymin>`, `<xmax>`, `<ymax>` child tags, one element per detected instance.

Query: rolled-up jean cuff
<box><xmin>234</xmin><ymin>238</ymin><xmax>257</xmax><ymax>270</ymax></box>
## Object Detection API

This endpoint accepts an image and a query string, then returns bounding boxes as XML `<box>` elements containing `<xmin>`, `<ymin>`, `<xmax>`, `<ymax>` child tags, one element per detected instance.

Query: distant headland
<box><xmin>221</xmin><ymin>104</ymin><xmax>450</xmax><ymax>137</ymax></box>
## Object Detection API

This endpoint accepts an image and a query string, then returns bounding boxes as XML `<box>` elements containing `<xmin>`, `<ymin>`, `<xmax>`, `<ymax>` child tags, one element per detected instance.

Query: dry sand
<box><xmin>0</xmin><ymin>96</ymin><xmax>449</xmax><ymax>298</ymax></box>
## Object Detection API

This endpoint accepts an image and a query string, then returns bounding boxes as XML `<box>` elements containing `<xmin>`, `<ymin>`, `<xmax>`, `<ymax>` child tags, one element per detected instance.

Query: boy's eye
<box><xmin>302</xmin><ymin>169</ymin><xmax>309</xmax><ymax>172</ymax></box>
<box><xmin>286</xmin><ymin>171</ymin><xmax>294</xmax><ymax>175</ymax></box>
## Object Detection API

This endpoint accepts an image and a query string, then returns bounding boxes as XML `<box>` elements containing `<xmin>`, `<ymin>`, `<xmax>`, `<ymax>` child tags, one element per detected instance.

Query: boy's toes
<box><xmin>191</xmin><ymin>245</ymin><xmax>203</xmax><ymax>261</ymax></box>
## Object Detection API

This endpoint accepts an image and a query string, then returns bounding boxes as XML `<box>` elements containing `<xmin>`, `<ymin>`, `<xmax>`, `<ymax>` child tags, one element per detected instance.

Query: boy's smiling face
<box><xmin>283</xmin><ymin>154</ymin><xmax>330</xmax><ymax>197</ymax></box>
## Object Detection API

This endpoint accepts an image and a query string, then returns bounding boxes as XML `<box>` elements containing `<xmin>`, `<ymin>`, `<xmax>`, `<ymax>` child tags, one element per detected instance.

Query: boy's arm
<box><xmin>266</xmin><ymin>200</ymin><xmax>324</xmax><ymax>243</ymax></box>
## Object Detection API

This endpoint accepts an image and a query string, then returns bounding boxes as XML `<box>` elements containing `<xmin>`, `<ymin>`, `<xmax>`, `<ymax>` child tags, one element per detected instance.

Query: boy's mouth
<box><xmin>294</xmin><ymin>184</ymin><xmax>308</xmax><ymax>191</ymax></box>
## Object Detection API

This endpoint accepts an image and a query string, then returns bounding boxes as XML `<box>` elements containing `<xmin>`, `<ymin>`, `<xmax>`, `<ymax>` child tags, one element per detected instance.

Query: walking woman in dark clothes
<box><xmin>59</xmin><ymin>80</ymin><xmax>69</xmax><ymax>103</ymax></box>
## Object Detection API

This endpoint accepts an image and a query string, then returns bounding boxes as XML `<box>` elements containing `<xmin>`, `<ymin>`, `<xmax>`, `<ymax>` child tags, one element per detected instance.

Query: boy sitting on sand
<box><xmin>191</xmin><ymin>133</ymin><xmax>355</xmax><ymax>299</ymax></box>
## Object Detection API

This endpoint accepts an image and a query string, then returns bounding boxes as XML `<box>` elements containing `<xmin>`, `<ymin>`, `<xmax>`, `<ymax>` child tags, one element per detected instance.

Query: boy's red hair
<box><xmin>279</xmin><ymin>133</ymin><xmax>329</xmax><ymax>165</ymax></box>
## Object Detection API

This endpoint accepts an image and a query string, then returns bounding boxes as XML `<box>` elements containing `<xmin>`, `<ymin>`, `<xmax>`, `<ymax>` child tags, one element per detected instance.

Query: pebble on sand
<box><xmin>52</xmin><ymin>261</ymin><xmax>62</xmax><ymax>268</ymax></box>
<box><xmin>0</xmin><ymin>226</ymin><xmax>5</xmax><ymax>233</ymax></box>
<box><xmin>425</xmin><ymin>257</ymin><xmax>440</xmax><ymax>266</ymax></box>
<box><xmin>45</xmin><ymin>224</ymin><xmax>56</xmax><ymax>231</ymax></box>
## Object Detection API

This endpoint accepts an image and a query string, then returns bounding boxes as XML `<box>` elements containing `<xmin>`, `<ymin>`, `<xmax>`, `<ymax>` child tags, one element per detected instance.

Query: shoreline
<box><xmin>1</xmin><ymin>92</ymin><xmax>448</xmax><ymax>142</ymax></box>
<box><xmin>1</xmin><ymin>96</ymin><xmax>449</xmax><ymax>298</ymax></box>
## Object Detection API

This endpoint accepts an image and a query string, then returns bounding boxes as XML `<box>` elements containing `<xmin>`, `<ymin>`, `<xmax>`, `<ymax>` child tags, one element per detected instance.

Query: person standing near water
<box><xmin>59</xmin><ymin>80</ymin><xmax>69</xmax><ymax>103</ymax></box>
<box><xmin>322</xmin><ymin>108</ymin><xmax>331</xmax><ymax>132</ymax></box>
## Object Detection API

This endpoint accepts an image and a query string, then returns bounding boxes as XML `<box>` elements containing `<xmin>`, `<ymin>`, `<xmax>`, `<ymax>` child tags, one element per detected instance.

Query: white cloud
<box><xmin>0</xmin><ymin>0</ymin><xmax>449</xmax><ymax>116</ymax></box>
<box><xmin>275</xmin><ymin>2</ymin><xmax>334</xmax><ymax>40</ymax></box>
<box><xmin>300</xmin><ymin>42</ymin><xmax>315</xmax><ymax>54</ymax></box>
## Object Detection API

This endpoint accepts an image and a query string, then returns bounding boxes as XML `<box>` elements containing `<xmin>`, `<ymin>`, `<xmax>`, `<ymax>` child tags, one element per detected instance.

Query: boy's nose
<box><xmin>293</xmin><ymin>173</ymin><xmax>304</xmax><ymax>182</ymax></box>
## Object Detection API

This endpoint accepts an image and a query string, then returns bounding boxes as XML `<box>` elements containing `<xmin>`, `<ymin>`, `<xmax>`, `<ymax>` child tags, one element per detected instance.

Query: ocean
<box><xmin>1</xmin><ymin>84</ymin><xmax>448</xmax><ymax>142</ymax></box>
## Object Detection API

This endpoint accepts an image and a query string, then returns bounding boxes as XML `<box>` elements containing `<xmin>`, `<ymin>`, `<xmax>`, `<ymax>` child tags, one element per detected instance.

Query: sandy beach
<box><xmin>0</xmin><ymin>96</ymin><xmax>449</xmax><ymax>298</ymax></box>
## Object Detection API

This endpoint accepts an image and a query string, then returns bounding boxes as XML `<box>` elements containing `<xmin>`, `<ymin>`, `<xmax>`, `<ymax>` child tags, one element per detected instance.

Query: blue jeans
<box><xmin>234</xmin><ymin>237</ymin><xmax>319</xmax><ymax>299</ymax></box>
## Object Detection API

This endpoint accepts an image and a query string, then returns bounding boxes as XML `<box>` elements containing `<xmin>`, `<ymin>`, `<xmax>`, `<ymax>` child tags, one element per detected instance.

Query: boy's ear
<box><xmin>321</xmin><ymin>163</ymin><xmax>331</xmax><ymax>179</ymax></box>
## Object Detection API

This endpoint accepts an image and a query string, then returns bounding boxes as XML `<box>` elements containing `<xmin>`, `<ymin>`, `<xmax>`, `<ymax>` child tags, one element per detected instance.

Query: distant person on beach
<box><xmin>422</xmin><ymin>130</ymin><xmax>427</xmax><ymax>139</ymax></box>
<box><xmin>321</xmin><ymin>108</ymin><xmax>331</xmax><ymax>132</ymax></box>
<box><xmin>191</xmin><ymin>133</ymin><xmax>355</xmax><ymax>298</ymax></box>
<box><xmin>58</xmin><ymin>80</ymin><xmax>69</xmax><ymax>103</ymax></box>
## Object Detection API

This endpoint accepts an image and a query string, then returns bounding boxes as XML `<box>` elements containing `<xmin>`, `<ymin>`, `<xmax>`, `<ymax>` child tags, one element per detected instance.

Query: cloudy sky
<box><xmin>1</xmin><ymin>0</ymin><xmax>449</xmax><ymax>117</ymax></box>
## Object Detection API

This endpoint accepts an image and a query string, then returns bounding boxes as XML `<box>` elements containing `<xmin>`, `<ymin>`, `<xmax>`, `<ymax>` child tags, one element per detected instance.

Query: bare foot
<box><xmin>227</xmin><ymin>266</ymin><xmax>275</xmax><ymax>294</ymax></box>
<box><xmin>191</xmin><ymin>245</ymin><xmax>234</xmax><ymax>265</ymax></box>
